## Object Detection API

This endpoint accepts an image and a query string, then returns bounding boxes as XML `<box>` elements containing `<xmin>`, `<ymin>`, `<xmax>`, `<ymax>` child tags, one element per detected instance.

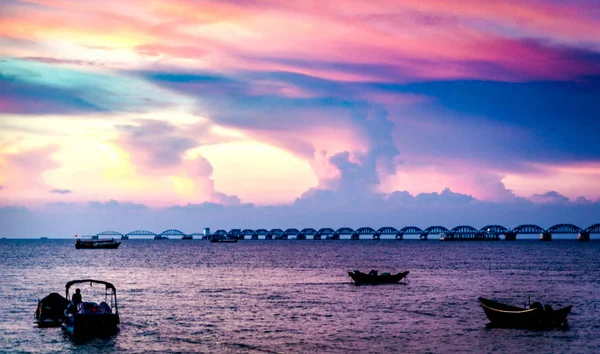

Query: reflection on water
<box><xmin>1</xmin><ymin>239</ymin><xmax>599</xmax><ymax>353</ymax></box>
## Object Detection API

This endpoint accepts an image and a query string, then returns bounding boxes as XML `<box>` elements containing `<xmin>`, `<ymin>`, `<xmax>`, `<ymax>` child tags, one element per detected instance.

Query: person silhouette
<box><xmin>72</xmin><ymin>288</ymin><xmax>82</xmax><ymax>306</ymax></box>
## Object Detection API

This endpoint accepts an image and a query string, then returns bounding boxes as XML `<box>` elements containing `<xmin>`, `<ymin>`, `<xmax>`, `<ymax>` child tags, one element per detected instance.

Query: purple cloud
<box><xmin>87</xmin><ymin>200</ymin><xmax>148</xmax><ymax>211</ymax></box>
<box><xmin>20</xmin><ymin>57</ymin><xmax>103</xmax><ymax>66</ymax></box>
<box><xmin>50</xmin><ymin>188</ymin><xmax>72</xmax><ymax>194</ymax></box>
<box><xmin>530</xmin><ymin>191</ymin><xmax>570</xmax><ymax>204</ymax></box>
<box><xmin>115</xmin><ymin>120</ymin><xmax>198</xmax><ymax>170</ymax></box>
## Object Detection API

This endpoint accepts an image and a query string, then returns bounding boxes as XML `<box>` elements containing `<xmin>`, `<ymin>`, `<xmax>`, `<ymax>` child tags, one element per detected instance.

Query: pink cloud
<box><xmin>3</xmin><ymin>0</ymin><xmax>599</xmax><ymax>83</ymax></box>
<box><xmin>0</xmin><ymin>145</ymin><xmax>64</xmax><ymax>205</ymax></box>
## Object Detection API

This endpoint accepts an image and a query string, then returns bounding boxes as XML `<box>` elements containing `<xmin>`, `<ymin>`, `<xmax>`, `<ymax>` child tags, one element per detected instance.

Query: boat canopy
<box><xmin>65</xmin><ymin>279</ymin><xmax>116</xmax><ymax>291</ymax></box>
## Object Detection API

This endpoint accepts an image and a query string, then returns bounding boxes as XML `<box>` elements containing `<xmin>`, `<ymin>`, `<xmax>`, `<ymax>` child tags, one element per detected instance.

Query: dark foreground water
<box><xmin>1</xmin><ymin>239</ymin><xmax>599</xmax><ymax>353</ymax></box>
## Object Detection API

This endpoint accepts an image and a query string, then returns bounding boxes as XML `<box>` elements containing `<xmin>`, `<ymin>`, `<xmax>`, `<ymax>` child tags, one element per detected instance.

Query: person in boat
<box><xmin>368</xmin><ymin>270</ymin><xmax>378</xmax><ymax>276</ymax></box>
<box><xmin>67</xmin><ymin>288</ymin><xmax>82</xmax><ymax>314</ymax></box>
<box><xmin>72</xmin><ymin>288</ymin><xmax>82</xmax><ymax>306</ymax></box>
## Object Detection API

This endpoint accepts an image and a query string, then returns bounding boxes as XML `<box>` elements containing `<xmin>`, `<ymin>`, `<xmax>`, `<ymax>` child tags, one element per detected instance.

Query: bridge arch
<box><xmin>399</xmin><ymin>226</ymin><xmax>423</xmax><ymax>235</ymax></box>
<box><xmin>421</xmin><ymin>226</ymin><xmax>449</xmax><ymax>240</ymax></box>
<box><xmin>422</xmin><ymin>226</ymin><xmax>449</xmax><ymax>235</ymax></box>
<box><xmin>376</xmin><ymin>227</ymin><xmax>398</xmax><ymax>240</ymax></box>
<box><xmin>316</xmin><ymin>228</ymin><xmax>335</xmax><ymax>240</ymax></box>
<box><xmin>356</xmin><ymin>227</ymin><xmax>376</xmax><ymax>235</ymax></box>
<box><xmin>228</xmin><ymin>229</ymin><xmax>242</xmax><ymax>239</ymax></box>
<box><xmin>268</xmin><ymin>228</ymin><xmax>285</xmax><ymax>240</ymax></box>
<box><xmin>125</xmin><ymin>230</ymin><xmax>157</xmax><ymax>238</ymax></box>
<box><xmin>242</xmin><ymin>229</ymin><xmax>256</xmax><ymax>238</ymax></box>
<box><xmin>479</xmin><ymin>225</ymin><xmax>509</xmax><ymax>234</ymax></box>
<box><xmin>159</xmin><ymin>229</ymin><xmax>186</xmax><ymax>237</ymax></box>
<box><xmin>298</xmin><ymin>228</ymin><xmax>317</xmax><ymax>240</ymax></box>
<box><xmin>283</xmin><ymin>228</ymin><xmax>300</xmax><ymax>239</ymax></box>
<box><xmin>253</xmin><ymin>229</ymin><xmax>269</xmax><ymax>240</ymax></box>
<box><xmin>585</xmin><ymin>223</ymin><xmax>600</xmax><ymax>233</ymax></box>
<box><xmin>450</xmin><ymin>225</ymin><xmax>478</xmax><ymax>234</ymax></box>
<box><xmin>547</xmin><ymin>224</ymin><xmax>582</xmax><ymax>234</ymax></box>
<box><xmin>335</xmin><ymin>227</ymin><xmax>356</xmax><ymax>240</ymax></box>
<box><xmin>511</xmin><ymin>224</ymin><xmax>545</xmax><ymax>234</ymax></box>
<box><xmin>96</xmin><ymin>231</ymin><xmax>123</xmax><ymax>238</ymax></box>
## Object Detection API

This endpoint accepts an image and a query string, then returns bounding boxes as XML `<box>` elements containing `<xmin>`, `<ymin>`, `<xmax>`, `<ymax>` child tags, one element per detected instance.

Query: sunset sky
<box><xmin>1</xmin><ymin>0</ymin><xmax>599</xmax><ymax>237</ymax></box>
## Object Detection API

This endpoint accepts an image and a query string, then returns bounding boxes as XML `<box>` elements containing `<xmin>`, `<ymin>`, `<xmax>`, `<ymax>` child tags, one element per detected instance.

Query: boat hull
<box><xmin>479</xmin><ymin>297</ymin><xmax>572</xmax><ymax>328</ymax></box>
<box><xmin>348</xmin><ymin>271</ymin><xmax>409</xmax><ymax>285</ymax></box>
<box><xmin>62</xmin><ymin>313</ymin><xmax>120</xmax><ymax>336</ymax></box>
<box><xmin>75</xmin><ymin>240</ymin><xmax>121</xmax><ymax>249</ymax></box>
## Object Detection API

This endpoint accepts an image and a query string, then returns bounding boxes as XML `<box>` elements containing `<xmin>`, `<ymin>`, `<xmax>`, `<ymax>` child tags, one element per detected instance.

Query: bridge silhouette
<box><xmin>94</xmin><ymin>223</ymin><xmax>600</xmax><ymax>241</ymax></box>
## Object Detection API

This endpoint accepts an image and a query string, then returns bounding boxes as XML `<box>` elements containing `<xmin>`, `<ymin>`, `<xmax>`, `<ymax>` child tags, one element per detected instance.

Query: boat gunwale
<box><xmin>480</xmin><ymin>302</ymin><xmax>539</xmax><ymax>314</ymax></box>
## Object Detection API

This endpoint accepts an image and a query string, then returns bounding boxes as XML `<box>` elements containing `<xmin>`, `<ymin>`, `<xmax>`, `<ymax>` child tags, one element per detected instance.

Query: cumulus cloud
<box><xmin>88</xmin><ymin>199</ymin><xmax>148</xmax><ymax>211</ymax></box>
<box><xmin>529</xmin><ymin>191</ymin><xmax>570</xmax><ymax>204</ymax></box>
<box><xmin>114</xmin><ymin>119</ymin><xmax>241</xmax><ymax>205</ymax></box>
<box><xmin>115</xmin><ymin>120</ymin><xmax>197</xmax><ymax>170</ymax></box>
<box><xmin>1</xmin><ymin>146</ymin><xmax>61</xmax><ymax>191</ymax></box>
<box><xmin>2</xmin><ymin>193</ymin><xmax>599</xmax><ymax>238</ymax></box>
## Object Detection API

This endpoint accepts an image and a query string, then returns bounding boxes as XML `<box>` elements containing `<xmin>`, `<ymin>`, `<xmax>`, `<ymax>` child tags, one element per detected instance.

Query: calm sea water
<box><xmin>1</xmin><ymin>239</ymin><xmax>599</xmax><ymax>353</ymax></box>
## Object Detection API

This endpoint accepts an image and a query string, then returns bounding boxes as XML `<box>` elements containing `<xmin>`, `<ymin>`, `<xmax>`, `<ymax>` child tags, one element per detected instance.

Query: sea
<box><xmin>1</xmin><ymin>238</ymin><xmax>599</xmax><ymax>353</ymax></box>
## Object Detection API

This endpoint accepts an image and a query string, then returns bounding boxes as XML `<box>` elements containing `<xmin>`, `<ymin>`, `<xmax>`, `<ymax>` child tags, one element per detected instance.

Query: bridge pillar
<box><xmin>578</xmin><ymin>232</ymin><xmax>590</xmax><ymax>242</ymax></box>
<box><xmin>419</xmin><ymin>233</ymin><xmax>428</xmax><ymax>240</ymax></box>
<box><xmin>351</xmin><ymin>234</ymin><xmax>359</xmax><ymax>240</ymax></box>
<box><xmin>266</xmin><ymin>235</ymin><xmax>273</xmax><ymax>240</ymax></box>
<box><xmin>251</xmin><ymin>235</ymin><xmax>258</xmax><ymax>240</ymax></box>
<box><xmin>373</xmin><ymin>234</ymin><xmax>380</xmax><ymax>240</ymax></box>
<box><xmin>313</xmin><ymin>235</ymin><xmax>321</xmax><ymax>240</ymax></box>
<box><xmin>504</xmin><ymin>232</ymin><xmax>516</xmax><ymax>241</ymax></box>
<box><xmin>395</xmin><ymin>233</ymin><xmax>403</xmax><ymax>240</ymax></box>
<box><xmin>297</xmin><ymin>235</ymin><xmax>306</xmax><ymax>240</ymax></box>
<box><xmin>238</xmin><ymin>235</ymin><xmax>245</xmax><ymax>240</ymax></box>
<box><xmin>540</xmin><ymin>232</ymin><xmax>552</xmax><ymax>241</ymax></box>
<box><xmin>121</xmin><ymin>235</ymin><xmax>129</xmax><ymax>240</ymax></box>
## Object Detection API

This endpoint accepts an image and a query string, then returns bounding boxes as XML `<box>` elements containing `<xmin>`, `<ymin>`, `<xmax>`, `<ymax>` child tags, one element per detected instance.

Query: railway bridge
<box><xmin>93</xmin><ymin>223</ymin><xmax>600</xmax><ymax>241</ymax></box>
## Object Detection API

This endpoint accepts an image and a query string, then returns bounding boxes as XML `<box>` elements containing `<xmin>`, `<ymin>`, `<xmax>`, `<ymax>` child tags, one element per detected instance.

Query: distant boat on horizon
<box><xmin>75</xmin><ymin>238</ymin><xmax>121</xmax><ymax>249</ymax></box>
<box><xmin>40</xmin><ymin>237</ymin><xmax>49</xmax><ymax>240</ymax></box>
<box><xmin>210</xmin><ymin>237</ymin><xmax>238</xmax><ymax>243</ymax></box>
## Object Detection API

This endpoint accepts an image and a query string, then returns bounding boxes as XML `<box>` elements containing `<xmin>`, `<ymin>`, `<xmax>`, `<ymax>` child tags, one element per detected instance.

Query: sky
<box><xmin>1</xmin><ymin>0</ymin><xmax>599</xmax><ymax>237</ymax></box>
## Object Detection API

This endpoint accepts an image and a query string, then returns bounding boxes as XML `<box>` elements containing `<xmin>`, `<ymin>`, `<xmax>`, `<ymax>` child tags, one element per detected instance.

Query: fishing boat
<box><xmin>34</xmin><ymin>292</ymin><xmax>69</xmax><ymax>327</ymax></box>
<box><xmin>348</xmin><ymin>270</ymin><xmax>409</xmax><ymax>285</ymax></box>
<box><xmin>62</xmin><ymin>279</ymin><xmax>120</xmax><ymax>336</ymax></box>
<box><xmin>479</xmin><ymin>297</ymin><xmax>572</xmax><ymax>328</ymax></box>
<box><xmin>75</xmin><ymin>237</ymin><xmax>121</xmax><ymax>249</ymax></box>
<box><xmin>182</xmin><ymin>235</ymin><xmax>193</xmax><ymax>240</ymax></box>
<box><xmin>210</xmin><ymin>236</ymin><xmax>238</xmax><ymax>243</ymax></box>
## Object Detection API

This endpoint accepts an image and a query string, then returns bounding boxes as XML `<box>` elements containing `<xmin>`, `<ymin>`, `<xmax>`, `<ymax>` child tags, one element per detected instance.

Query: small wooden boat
<box><xmin>348</xmin><ymin>270</ymin><xmax>409</xmax><ymax>285</ymax></box>
<box><xmin>479</xmin><ymin>297</ymin><xmax>572</xmax><ymax>328</ymax></box>
<box><xmin>34</xmin><ymin>292</ymin><xmax>69</xmax><ymax>327</ymax></box>
<box><xmin>62</xmin><ymin>279</ymin><xmax>120</xmax><ymax>336</ymax></box>
<box><xmin>75</xmin><ymin>237</ymin><xmax>121</xmax><ymax>249</ymax></box>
